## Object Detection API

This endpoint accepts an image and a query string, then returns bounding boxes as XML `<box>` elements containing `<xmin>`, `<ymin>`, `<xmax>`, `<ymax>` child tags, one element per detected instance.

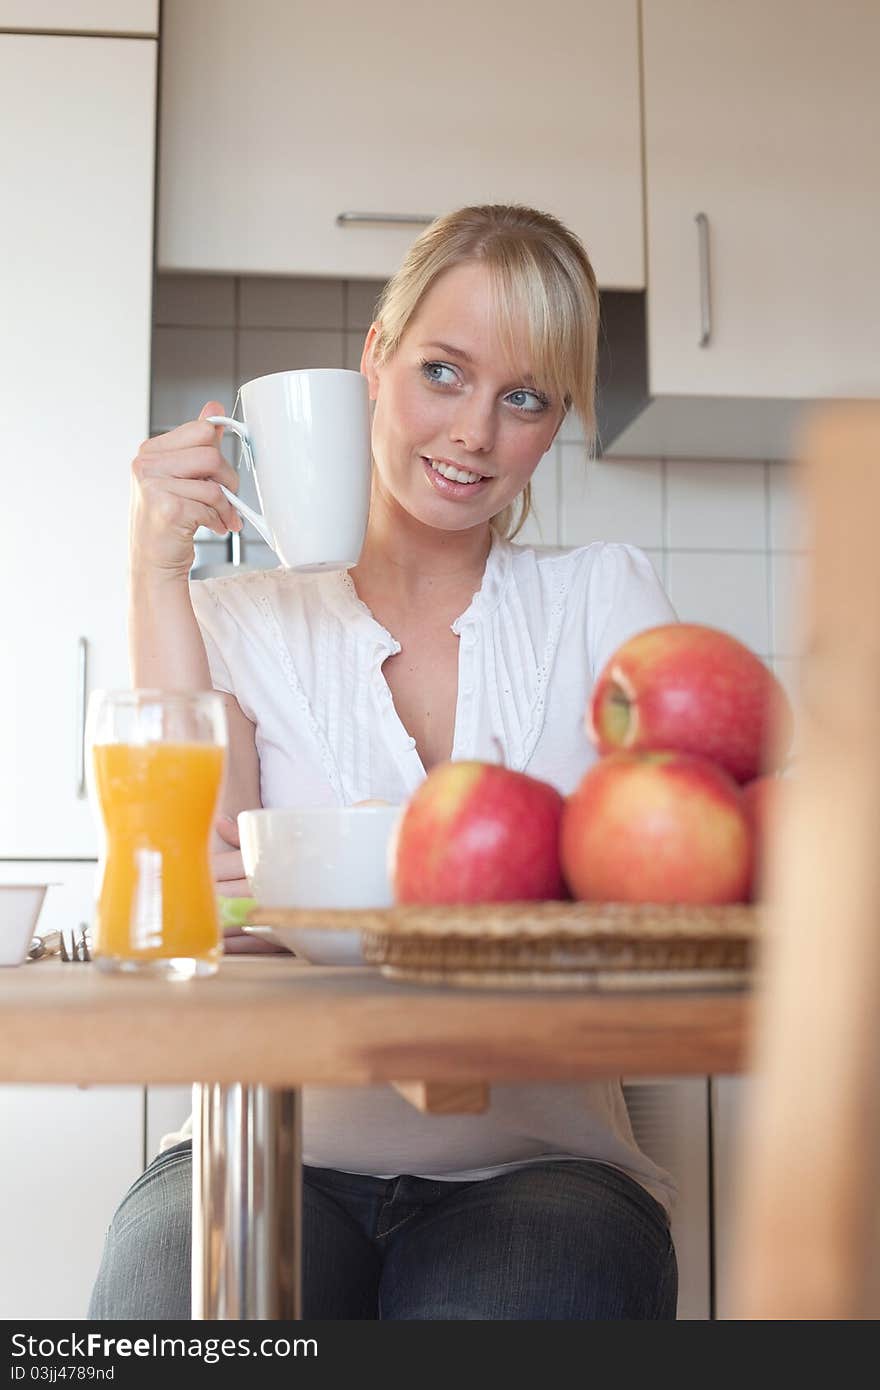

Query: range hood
<box><xmin>596</xmin><ymin>293</ymin><xmax>807</xmax><ymax>462</ymax></box>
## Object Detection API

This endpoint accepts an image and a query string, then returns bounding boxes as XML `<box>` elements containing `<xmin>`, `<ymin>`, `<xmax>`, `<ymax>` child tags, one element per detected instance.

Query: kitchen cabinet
<box><xmin>0</xmin><ymin>1</ymin><xmax>158</xmax><ymax>32</ymax></box>
<box><xmin>642</xmin><ymin>0</ymin><xmax>880</xmax><ymax>400</ymax></box>
<box><xmin>0</xmin><ymin>861</ymin><xmax>144</xmax><ymax>1321</ymax></box>
<box><xmin>0</xmin><ymin>32</ymin><xmax>156</xmax><ymax>857</ymax></box>
<box><xmin>624</xmin><ymin>1078</ymin><xmax>711</xmax><ymax>1320</ymax></box>
<box><xmin>710</xmin><ymin>1075</ymin><xmax>750</xmax><ymax>1320</ymax></box>
<box><xmin>157</xmin><ymin>0</ymin><xmax>644</xmax><ymax>288</ymax></box>
<box><xmin>608</xmin><ymin>0</ymin><xmax>880</xmax><ymax>459</ymax></box>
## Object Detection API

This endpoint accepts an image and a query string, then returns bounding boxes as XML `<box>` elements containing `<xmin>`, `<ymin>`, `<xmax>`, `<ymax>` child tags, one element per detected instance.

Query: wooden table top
<box><xmin>0</xmin><ymin>957</ymin><xmax>752</xmax><ymax>1087</ymax></box>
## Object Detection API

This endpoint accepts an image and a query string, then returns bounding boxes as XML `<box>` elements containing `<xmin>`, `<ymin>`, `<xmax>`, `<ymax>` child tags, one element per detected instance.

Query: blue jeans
<box><xmin>88</xmin><ymin>1141</ymin><xmax>677</xmax><ymax>1320</ymax></box>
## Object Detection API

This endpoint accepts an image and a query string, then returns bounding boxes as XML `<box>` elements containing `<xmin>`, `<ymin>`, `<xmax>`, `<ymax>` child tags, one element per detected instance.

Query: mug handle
<box><xmin>205</xmin><ymin>415</ymin><xmax>275</xmax><ymax>549</ymax></box>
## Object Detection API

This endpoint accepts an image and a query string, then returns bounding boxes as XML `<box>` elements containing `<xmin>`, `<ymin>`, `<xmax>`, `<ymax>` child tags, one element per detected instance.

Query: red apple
<box><xmin>393</xmin><ymin>760</ymin><xmax>566</xmax><ymax>904</ymax></box>
<box><xmin>560</xmin><ymin>750</ymin><xmax>752</xmax><ymax>904</ymax></box>
<box><xmin>742</xmin><ymin>773</ymin><xmax>782</xmax><ymax>901</ymax></box>
<box><xmin>588</xmin><ymin>623</ymin><xmax>792</xmax><ymax>785</ymax></box>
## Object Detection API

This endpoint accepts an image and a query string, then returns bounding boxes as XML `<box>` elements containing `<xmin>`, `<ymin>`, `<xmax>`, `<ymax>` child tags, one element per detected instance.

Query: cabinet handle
<box><xmin>695</xmin><ymin>211</ymin><xmax>712</xmax><ymax>348</ymax></box>
<box><xmin>335</xmin><ymin>211</ymin><xmax>435</xmax><ymax>227</ymax></box>
<box><xmin>76</xmin><ymin>636</ymin><xmax>88</xmax><ymax>799</ymax></box>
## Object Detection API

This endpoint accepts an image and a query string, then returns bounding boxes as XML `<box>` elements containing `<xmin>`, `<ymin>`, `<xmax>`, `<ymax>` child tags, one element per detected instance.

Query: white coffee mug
<box><xmin>208</xmin><ymin>368</ymin><xmax>372</xmax><ymax>571</ymax></box>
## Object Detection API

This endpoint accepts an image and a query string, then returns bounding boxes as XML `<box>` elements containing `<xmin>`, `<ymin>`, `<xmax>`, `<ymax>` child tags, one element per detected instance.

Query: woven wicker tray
<box><xmin>249</xmin><ymin>901</ymin><xmax>760</xmax><ymax>990</ymax></box>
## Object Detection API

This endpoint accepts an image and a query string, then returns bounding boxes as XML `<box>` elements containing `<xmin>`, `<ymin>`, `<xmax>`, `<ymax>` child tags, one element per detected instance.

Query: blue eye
<box><xmin>420</xmin><ymin>360</ymin><xmax>459</xmax><ymax>386</ymax></box>
<box><xmin>506</xmin><ymin>388</ymin><xmax>549</xmax><ymax>414</ymax></box>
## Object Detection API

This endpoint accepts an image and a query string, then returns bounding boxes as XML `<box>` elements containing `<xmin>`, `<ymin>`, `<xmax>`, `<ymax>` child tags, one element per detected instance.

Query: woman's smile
<box><xmin>421</xmin><ymin>454</ymin><xmax>493</xmax><ymax>500</ymax></box>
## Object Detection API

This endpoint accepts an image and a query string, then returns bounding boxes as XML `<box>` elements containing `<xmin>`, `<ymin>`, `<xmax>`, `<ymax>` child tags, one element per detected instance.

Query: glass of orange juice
<box><xmin>87</xmin><ymin>690</ymin><xmax>227</xmax><ymax>979</ymax></box>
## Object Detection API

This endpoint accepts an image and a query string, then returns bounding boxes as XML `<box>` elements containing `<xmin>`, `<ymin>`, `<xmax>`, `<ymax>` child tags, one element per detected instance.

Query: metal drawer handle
<box><xmin>335</xmin><ymin>211</ymin><xmax>436</xmax><ymax>227</ymax></box>
<box><xmin>76</xmin><ymin>636</ymin><xmax>88</xmax><ymax>798</ymax></box>
<box><xmin>695</xmin><ymin>211</ymin><xmax>712</xmax><ymax>348</ymax></box>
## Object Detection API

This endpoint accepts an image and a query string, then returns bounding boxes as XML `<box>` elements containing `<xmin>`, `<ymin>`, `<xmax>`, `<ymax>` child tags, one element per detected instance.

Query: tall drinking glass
<box><xmin>87</xmin><ymin>690</ymin><xmax>227</xmax><ymax>979</ymax></box>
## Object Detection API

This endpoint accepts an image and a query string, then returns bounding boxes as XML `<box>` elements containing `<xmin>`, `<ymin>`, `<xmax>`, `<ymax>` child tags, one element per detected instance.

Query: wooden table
<box><xmin>0</xmin><ymin>957</ymin><xmax>751</xmax><ymax>1318</ymax></box>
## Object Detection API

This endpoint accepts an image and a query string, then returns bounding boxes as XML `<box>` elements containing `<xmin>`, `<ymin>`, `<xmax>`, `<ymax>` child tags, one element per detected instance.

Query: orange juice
<box><xmin>93</xmin><ymin>741</ymin><xmax>224</xmax><ymax>969</ymax></box>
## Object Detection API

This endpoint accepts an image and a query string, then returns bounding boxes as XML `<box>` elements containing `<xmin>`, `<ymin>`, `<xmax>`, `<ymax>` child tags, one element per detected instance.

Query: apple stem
<box><xmin>602</xmin><ymin>683</ymin><xmax>633</xmax><ymax>745</ymax></box>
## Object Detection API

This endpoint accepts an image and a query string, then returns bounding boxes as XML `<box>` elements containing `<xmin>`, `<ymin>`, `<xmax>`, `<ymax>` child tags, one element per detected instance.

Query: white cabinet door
<box><xmin>710</xmin><ymin>1075</ymin><xmax>751</xmax><ymax>1321</ymax></box>
<box><xmin>623</xmin><ymin>1078</ymin><xmax>711</xmax><ymax>1319</ymax></box>
<box><xmin>642</xmin><ymin>0</ymin><xmax>880</xmax><ymax>399</ymax></box>
<box><xmin>0</xmin><ymin>34</ymin><xmax>156</xmax><ymax>857</ymax></box>
<box><xmin>157</xmin><ymin>0</ymin><xmax>644</xmax><ymax>288</ymax></box>
<box><xmin>0</xmin><ymin>1</ymin><xmax>158</xmax><ymax>31</ymax></box>
<box><xmin>0</xmin><ymin>861</ymin><xmax>143</xmax><ymax>1321</ymax></box>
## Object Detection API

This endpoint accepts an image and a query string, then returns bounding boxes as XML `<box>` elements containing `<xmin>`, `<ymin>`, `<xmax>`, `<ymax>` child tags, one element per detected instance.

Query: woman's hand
<box><xmin>214</xmin><ymin>815</ymin><xmax>290</xmax><ymax>955</ymax></box>
<box><xmin>213</xmin><ymin>813</ymin><xmax>249</xmax><ymax>897</ymax></box>
<box><xmin>130</xmin><ymin>400</ymin><xmax>242</xmax><ymax>581</ymax></box>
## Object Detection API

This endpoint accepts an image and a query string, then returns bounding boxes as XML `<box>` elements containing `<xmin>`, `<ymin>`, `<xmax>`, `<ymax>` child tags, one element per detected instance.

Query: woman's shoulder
<box><xmin>504</xmin><ymin>539</ymin><xmax>675</xmax><ymax>651</ymax></box>
<box><xmin>189</xmin><ymin>565</ymin><xmax>335</xmax><ymax>624</ymax></box>
<box><xmin>506</xmin><ymin>538</ymin><xmax>663</xmax><ymax>596</ymax></box>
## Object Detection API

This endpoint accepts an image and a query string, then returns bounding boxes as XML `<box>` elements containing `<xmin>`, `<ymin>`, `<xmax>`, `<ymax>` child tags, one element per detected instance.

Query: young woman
<box><xmin>90</xmin><ymin>204</ymin><xmax>679</xmax><ymax>1321</ymax></box>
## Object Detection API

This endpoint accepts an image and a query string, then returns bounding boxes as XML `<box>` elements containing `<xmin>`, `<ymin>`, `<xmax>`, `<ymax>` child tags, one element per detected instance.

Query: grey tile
<box><xmin>237</xmin><ymin>329</ymin><xmax>346</xmax><ymax>382</ymax></box>
<box><xmin>241</xmin><ymin>539</ymin><xmax>280</xmax><ymax>570</ymax></box>
<box><xmin>345</xmin><ymin>331</ymin><xmax>368</xmax><ymax>372</ymax></box>
<box><xmin>153</xmin><ymin>274</ymin><xmax>235</xmax><ymax>327</ymax></box>
<box><xmin>150</xmin><ymin>327</ymin><xmax>236</xmax><ymax>431</ymax></box>
<box><xmin>238</xmin><ymin>277</ymin><xmax>344</xmax><ymax>330</ymax></box>
<box><xmin>191</xmin><ymin>537</ymin><xmax>229</xmax><ymax>571</ymax></box>
<box><xmin>345</xmin><ymin>279</ymin><xmax>387</xmax><ymax>331</ymax></box>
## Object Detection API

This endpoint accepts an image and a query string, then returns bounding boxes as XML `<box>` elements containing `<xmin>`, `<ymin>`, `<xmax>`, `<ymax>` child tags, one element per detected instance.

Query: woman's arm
<box><xmin>128</xmin><ymin>569</ymin><xmax>261</xmax><ymax>832</ymax></box>
<box><xmin>128</xmin><ymin>400</ymin><xmax>262</xmax><ymax>856</ymax></box>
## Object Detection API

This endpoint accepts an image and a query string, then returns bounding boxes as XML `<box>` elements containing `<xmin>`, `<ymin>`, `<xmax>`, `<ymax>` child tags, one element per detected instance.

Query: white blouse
<box><xmin>173</xmin><ymin>536</ymin><xmax>680</xmax><ymax>1212</ymax></box>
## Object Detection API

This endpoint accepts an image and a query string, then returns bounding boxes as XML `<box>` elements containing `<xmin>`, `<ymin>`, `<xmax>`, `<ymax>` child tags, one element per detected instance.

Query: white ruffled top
<box><xmin>174</xmin><ymin>537</ymin><xmax>680</xmax><ymax>1211</ymax></box>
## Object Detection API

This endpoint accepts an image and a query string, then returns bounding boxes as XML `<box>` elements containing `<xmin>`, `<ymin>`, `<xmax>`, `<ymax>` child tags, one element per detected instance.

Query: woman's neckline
<box><xmin>330</xmin><ymin>529</ymin><xmax>512</xmax><ymax>642</ymax></box>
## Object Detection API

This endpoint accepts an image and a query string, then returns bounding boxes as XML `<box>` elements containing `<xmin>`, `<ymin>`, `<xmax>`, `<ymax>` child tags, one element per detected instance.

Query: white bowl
<box><xmin>238</xmin><ymin>805</ymin><xmax>401</xmax><ymax>965</ymax></box>
<box><xmin>0</xmin><ymin>884</ymin><xmax>50</xmax><ymax>966</ymax></box>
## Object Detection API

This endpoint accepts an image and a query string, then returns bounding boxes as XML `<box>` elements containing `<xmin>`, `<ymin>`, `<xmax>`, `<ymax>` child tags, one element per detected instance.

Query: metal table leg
<box><xmin>191</xmin><ymin>1083</ymin><xmax>302</xmax><ymax>1319</ymax></box>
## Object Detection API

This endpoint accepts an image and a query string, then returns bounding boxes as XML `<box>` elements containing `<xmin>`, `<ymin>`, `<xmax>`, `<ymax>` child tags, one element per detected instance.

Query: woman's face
<box><xmin>362</xmin><ymin>261</ymin><xmax>565</xmax><ymax>532</ymax></box>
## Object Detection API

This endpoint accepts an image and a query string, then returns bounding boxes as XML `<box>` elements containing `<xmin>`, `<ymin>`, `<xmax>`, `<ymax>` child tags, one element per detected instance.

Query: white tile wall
<box><xmin>768</xmin><ymin>460</ymin><xmax>811</xmax><ymax>553</ymax></box>
<box><xmin>517</xmin><ymin>449</ymin><xmax>559</xmax><ymax>548</ymax></box>
<box><xmin>151</xmin><ymin>270</ymin><xmax>810</xmax><ymax>680</ymax></box>
<box><xmin>667</xmin><ymin>551</ymin><xmax>771</xmax><ymax>655</ymax></box>
<box><xmin>665</xmin><ymin>459</ymin><xmax>767</xmax><ymax>551</ymax></box>
<box><xmin>769</xmin><ymin>551</ymin><xmax>811</xmax><ymax>658</ymax></box>
<box><xmin>560</xmin><ymin>450</ymin><xmax>664</xmax><ymax>549</ymax></box>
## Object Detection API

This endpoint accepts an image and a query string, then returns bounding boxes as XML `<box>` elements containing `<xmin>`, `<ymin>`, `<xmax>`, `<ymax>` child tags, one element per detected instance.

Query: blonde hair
<box><xmin>372</xmin><ymin>204</ymin><xmax>599</xmax><ymax>540</ymax></box>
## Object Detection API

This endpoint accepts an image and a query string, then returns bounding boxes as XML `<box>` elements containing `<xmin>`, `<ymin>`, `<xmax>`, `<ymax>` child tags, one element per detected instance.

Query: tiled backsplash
<box><xmin>152</xmin><ymin>273</ymin><xmax>809</xmax><ymax>754</ymax></box>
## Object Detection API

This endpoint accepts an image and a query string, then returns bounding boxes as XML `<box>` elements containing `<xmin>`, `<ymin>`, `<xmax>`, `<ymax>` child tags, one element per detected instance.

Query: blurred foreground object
<box><xmin>730</xmin><ymin>402</ymin><xmax>880</xmax><ymax>1319</ymax></box>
